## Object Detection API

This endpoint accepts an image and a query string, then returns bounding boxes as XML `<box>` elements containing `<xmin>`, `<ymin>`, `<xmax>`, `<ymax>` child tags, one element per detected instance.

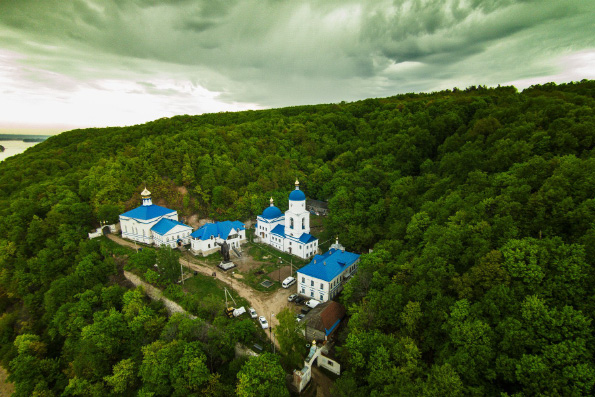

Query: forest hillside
<box><xmin>0</xmin><ymin>80</ymin><xmax>594</xmax><ymax>395</ymax></box>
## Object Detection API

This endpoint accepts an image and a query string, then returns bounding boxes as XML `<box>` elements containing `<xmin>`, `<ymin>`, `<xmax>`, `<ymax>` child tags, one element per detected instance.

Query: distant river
<box><xmin>0</xmin><ymin>140</ymin><xmax>42</xmax><ymax>162</ymax></box>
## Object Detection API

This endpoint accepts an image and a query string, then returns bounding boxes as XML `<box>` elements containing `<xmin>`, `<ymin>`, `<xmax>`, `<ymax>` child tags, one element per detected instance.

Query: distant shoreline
<box><xmin>0</xmin><ymin>139</ymin><xmax>46</xmax><ymax>162</ymax></box>
<box><xmin>0</xmin><ymin>134</ymin><xmax>51</xmax><ymax>142</ymax></box>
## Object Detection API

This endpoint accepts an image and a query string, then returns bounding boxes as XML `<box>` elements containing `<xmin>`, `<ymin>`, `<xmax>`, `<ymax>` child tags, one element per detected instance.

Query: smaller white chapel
<box><xmin>255</xmin><ymin>180</ymin><xmax>318</xmax><ymax>259</ymax></box>
<box><xmin>119</xmin><ymin>188</ymin><xmax>193</xmax><ymax>248</ymax></box>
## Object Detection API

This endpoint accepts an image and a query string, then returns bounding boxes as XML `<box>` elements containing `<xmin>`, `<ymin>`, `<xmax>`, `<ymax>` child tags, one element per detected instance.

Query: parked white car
<box><xmin>259</xmin><ymin>316</ymin><xmax>269</xmax><ymax>329</ymax></box>
<box><xmin>288</xmin><ymin>294</ymin><xmax>297</xmax><ymax>302</ymax></box>
<box><xmin>282</xmin><ymin>276</ymin><xmax>296</xmax><ymax>288</ymax></box>
<box><xmin>305</xmin><ymin>299</ymin><xmax>320</xmax><ymax>309</ymax></box>
<box><xmin>249</xmin><ymin>307</ymin><xmax>257</xmax><ymax>318</ymax></box>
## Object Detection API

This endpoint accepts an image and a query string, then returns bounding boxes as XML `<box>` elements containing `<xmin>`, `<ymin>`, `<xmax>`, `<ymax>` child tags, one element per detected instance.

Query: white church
<box><xmin>119</xmin><ymin>188</ymin><xmax>193</xmax><ymax>248</ymax></box>
<box><xmin>255</xmin><ymin>180</ymin><xmax>318</xmax><ymax>259</ymax></box>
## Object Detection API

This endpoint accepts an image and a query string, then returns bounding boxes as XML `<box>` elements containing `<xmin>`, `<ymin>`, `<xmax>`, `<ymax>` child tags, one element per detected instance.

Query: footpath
<box><xmin>123</xmin><ymin>270</ymin><xmax>196</xmax><ymax>319</ymax></box>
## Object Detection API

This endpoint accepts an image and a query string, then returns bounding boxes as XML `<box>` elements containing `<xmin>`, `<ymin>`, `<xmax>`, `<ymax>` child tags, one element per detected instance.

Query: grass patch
<box><xmin>183</xmin><ymin>273</ymin><xmax>247</xmax><ymax>306</ymax></box>
<box><xmin>98</xmin><ymin>236</ymin><xmax>136</xmax><ymax>256</ymax></box>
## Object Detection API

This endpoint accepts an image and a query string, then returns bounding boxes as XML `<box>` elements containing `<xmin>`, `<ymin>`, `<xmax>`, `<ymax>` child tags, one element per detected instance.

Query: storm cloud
<box><xmin>0</xmin><ymin>0</ymin><xmax>593</xmax><ymax>128</ymax></box>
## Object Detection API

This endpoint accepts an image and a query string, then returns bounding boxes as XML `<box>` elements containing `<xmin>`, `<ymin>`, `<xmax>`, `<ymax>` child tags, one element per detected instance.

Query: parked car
<box><xmin>249</xmin><ymin>307</ymin><xmax>257</xmax><ymax>318</ymax></box>
<box><xmin>288</xmin><ymin>294</ymin><xmax>297</xmax><ymax>302</ymax></box>
<box><xmin>305</xmin><ymin>299</ymin><xmax>320</xmax><ymax>309</ymax></box>
<box><xmin>259</xmin><ymin>316</ymin><xmax>269</xmax><ymax>329</ymax></box>
<box><xmin>294</xmin><ymin>296</ymin><xmax>305</xmax><ymax>305</ymax></box>
<box><xmin>296</xmin><ymin>313</ymin><xmax>306</xmax><ymax>322</ymax></box>
<box><xmin>282</xmin><ymin>276</ymin><xmax>296</xmax><ymax>288</ymax></box>
<box><xmin>300</xmin><ymin>307</ymin><xmax>311</xmax><ymax>315</ymax></box>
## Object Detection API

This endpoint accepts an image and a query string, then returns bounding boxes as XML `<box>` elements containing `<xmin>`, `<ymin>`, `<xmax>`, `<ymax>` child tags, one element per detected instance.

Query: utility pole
<box><xmin>270</xmin><ymin>312</ymin><xmax>275</xmax><ymax>353</ymax></box>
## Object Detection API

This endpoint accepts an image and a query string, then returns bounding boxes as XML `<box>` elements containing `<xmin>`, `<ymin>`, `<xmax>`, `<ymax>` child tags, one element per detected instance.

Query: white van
<box><xmin>282</xmin><ymin>276</ymin><xmax>296</xmax><ymax>288</ymax></box>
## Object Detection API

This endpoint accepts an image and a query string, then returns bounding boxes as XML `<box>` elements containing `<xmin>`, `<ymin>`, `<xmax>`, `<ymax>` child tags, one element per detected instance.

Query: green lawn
<box><xmin>97</xmin><ymin>235</ymin><xmax>136</xmax><ymax>256</ymax></box>
<box><xmin>181</xmin><ymin>272</ymin><xmax>248</xmax><ymax>308</ymax></box>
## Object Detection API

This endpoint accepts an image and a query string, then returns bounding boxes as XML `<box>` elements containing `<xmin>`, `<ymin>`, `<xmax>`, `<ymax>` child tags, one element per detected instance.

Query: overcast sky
<box><xmin>1</xmin><ymin>0</ymin><xmax>594</xmax><ymax>133</ymax></box>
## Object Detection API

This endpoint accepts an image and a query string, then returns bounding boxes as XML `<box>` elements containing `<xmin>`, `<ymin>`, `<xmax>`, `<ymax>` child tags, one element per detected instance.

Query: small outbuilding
<box><xmin>190</xmin><ymin>220</ymin><xmax>246</xmax><ymax>256</ymax></box>
<box><xmin>302</xmin><ymin>301</ymin><xmax>346</xmax><ymax>342</ymax></box>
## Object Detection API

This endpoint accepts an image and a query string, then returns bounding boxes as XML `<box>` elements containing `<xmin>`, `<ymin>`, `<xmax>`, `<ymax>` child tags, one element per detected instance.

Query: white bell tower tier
<box><xmin>285</xmin><ymin>179</ymin><xmax>310</xmax><ymax>238</ymax></box>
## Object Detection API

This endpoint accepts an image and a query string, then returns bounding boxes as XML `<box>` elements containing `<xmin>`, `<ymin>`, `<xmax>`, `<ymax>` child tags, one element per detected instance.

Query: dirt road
<box><xmin>179</xmin><ymin>254</ymin><xmax>293</xmax><ymax>330</ymax></box>
<box><xmin>108</xmin><ymin>234</ymin><xmax>294</xmax><ymax>340</ymax></box>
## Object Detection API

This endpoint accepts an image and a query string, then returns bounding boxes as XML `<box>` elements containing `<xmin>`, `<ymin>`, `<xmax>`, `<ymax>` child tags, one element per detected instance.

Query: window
<box><xmin>320</xmin><ymin>294</ymin><xmax>324</xmax><ymax>300</ymax></box>
<box><xmin>301</xmin><ymin>287</ymin><xmax>305</xmax><ymax>293</ymax></box>
<box><xmin>310</xmin><ymin>280</ymin><xmax>314</xmax><ymax>286</ymax></box>
<box><xmin>290</xmin><ymin>218</ymin><xmax>294</xmax><ymax>229</ymax></box>
<box><xmin>320</xmin><ymin>283</ymin><xmax>324</xmax><ymax>289</ymax></box>
<box><xmin>310</xmin><ymin>290</ymin><xmax>314</xmax><ymax>297</ymax></box>
<box><xmin>327</xmin><ymin>360</ymin><xmax>333</xmax><ymax>366</ymax></box>
<box><xmin>302</xmin><ymin>277</ymin><xmax>305</xmax><ymax>283</ymax></box>
<box><xmin>302</xmin><ymin>218</ymin><xmax>305</xmax><ymax>229</ymax></box>
<box><xmin>208</xmin><ymin>244</ymin><xmax>210</xmax><ymax>249</ymax></box>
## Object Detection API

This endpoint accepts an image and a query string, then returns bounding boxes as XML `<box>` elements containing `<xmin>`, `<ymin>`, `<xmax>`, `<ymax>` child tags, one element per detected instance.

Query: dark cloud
<box><xmin>0</xmin><ymin>0</ymin><xmax>593</xmax><ymax>126</ymax></box>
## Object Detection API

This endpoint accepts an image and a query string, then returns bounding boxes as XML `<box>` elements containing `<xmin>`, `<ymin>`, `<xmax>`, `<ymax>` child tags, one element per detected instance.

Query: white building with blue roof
<box><xmin>255</xmin><ymin>180</ymin><xmax>318</xmax><ymax>259</ymax></box>
<box><xmin>190</xmin><ymin>220</ymin><xmax>246</xmax><ymax>256</ymax></box>
<box><xmin>297</xmin><ymin>244</ymin><xmax>360</xmax><ymax>302</ymax></box>
<box><xmin>119</xmin><ymin>188</ymin><xmax>192</xmax><ymax>248</ymax></box>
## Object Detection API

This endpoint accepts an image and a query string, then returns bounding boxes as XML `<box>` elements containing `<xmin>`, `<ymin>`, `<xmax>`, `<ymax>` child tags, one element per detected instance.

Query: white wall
<box><xmin>297</xmin><ymin>273</ymin><xmax>329</xmax><ymax>302</ymax></box>
<box><xmin>154</xmin><ymin>225</ymin><xmax>192</xmax><ymax>248</ymax></box>
<box><xmin>319</xmin><ymin>356</ymin><xmax>341</xmax><ymax>375</ymax></box>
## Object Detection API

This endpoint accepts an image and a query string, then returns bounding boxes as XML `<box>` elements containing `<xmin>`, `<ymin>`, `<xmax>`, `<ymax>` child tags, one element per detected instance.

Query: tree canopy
<box><xmin>1</xmin><ymin>80</ymin><xmax>595</xmax><ymax>395</ymax></box>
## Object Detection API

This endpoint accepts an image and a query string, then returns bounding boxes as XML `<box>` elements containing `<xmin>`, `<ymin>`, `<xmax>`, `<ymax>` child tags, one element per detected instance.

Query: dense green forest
<box><xmin>1</xmin><ymin>80</ymin><xmax>595</xmax><ymax>395</ymax></box>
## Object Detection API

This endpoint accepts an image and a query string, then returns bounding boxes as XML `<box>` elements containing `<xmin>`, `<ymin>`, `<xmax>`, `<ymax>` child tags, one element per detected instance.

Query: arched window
<box><xmin>290</xmin><ymin>218</ymin><xmax>294</xmax><ymax>229</ymax></box>
<box><xmin>302</xmin><ymin>218</ymin><xmax>305</xmax><ymax>229</ymax></box>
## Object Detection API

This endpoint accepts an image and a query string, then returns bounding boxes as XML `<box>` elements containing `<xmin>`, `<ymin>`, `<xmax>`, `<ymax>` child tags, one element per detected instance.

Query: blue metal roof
<box><xmin>120</xmin><ymin>204</ymin><xmax>176</xmax><ymax>220</ymax></box>
<box><xmin>261</xmin><ymin>206</ymin><xmax>283</xmax><ymax>219</ymax></box>
<box><xmin>297</xmin><ymin>249</ymin><xmax>360</xmax><ymax>282</ymax></box>
<box><xmin>325</xmin><ymin>318</ymin><xmax>341</xmax><ymax>336</ymax></box>
<box><xmin>289</xmin><ymin>189</ymin><xmax>306</xmax><ymax>201</ymax></box>
<box><xmin>271</xmin><ymin>224</ymin><xmax>286</xmax><ymax>238</ymax></box>
<box><xmin>190</xmin><ymin>220</ymin><xmax>245</xmax><ymax>240</ymax></box>
<box><xmin>299</xmin><ymin>233</ymin><xmax>317</xmax><ymax>244</ymax></box>
<box><xmin>151</xmin><ymin>218</ymin><xmax>191</xmax><ymax>236</ymax></box>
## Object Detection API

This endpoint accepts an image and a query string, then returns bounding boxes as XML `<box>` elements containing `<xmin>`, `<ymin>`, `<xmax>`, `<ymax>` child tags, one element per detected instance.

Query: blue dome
<box><xmin>289</xmin><ymin>189</ymin><xmax>306</xmax><ymax>201</ymax></box>
<box><xmin>262</xmin><ymin>206</ymin><xmax>283</xmax><ymax>219</ymax></box>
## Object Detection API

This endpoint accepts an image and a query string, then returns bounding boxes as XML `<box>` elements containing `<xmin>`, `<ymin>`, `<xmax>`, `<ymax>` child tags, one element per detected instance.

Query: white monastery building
<box><xmin>190</xmin><ymin>221</ymin><xmax>246</xmax><ymax>255</ymax></box>
<box><xmin>255</xmin><ymin>180</ymin><xmax>318</xmax><ymax>259</ymax></box>
<box><xmin>297</xmin><ymin>240</ymin><xmax>360</xmax><ymax>302</ymax></box>
<box><xmin>119</xmin><ymin>188</ymin><xmax>192</xmax><ymax>248</ymax></box>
